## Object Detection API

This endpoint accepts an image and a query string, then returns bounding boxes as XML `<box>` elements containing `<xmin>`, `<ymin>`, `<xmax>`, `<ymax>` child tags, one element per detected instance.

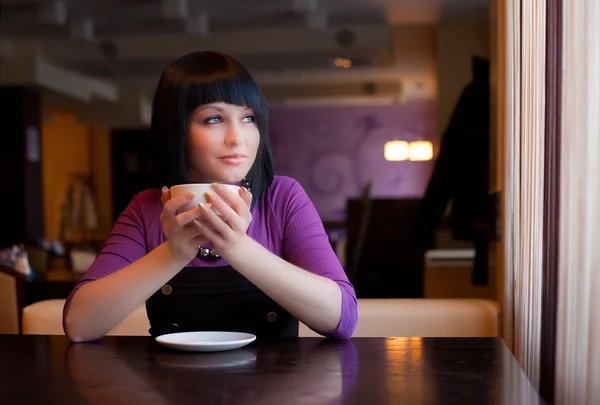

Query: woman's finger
<box><xmin>191</xmin><ymin>221</ymin><xmax>221</xmax><ymax>245</ymax></box>
<box><xmin>172</xmin><ymin>205</ymin><xmax>206</xmax><ymax>228</ymax></box>
<box><xmin>204</xmin><ymin>192</ymin><xmax>244</xmax><ymax>229</ymax></box>
<box><xmin>240</xmin><ymin>186</ymin><xmax>252</xmax><ymax>208</ymax></box>
<box><xmin>160</xmin><ymin>186</ymin><xmax>171</xmax><ymax>206</ymax></box>
<box><xmin>198</xmin><ymin>202</ymin><xmax>233</xmax><ymax>236</ymax></box>
<box><xmin>162</xmin><ymin>192</ymin><xmax>196</xmax><ymax>220</ymax></box>
<box><xmin>211</xmin><ymin>183</ymin><xmax>251</xmax><ymax>218</ymax></box>
<box><xmin>174</xmin><ymin>221</ymin><xmax>204</xmax><ymax>242</ymax></box>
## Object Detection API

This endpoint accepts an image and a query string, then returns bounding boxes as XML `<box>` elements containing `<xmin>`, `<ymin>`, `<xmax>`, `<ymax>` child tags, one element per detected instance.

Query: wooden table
<box><xmin>0</xmin><ymin>335</ymin><xmax>544</xmax><ymax>405</ymax></box>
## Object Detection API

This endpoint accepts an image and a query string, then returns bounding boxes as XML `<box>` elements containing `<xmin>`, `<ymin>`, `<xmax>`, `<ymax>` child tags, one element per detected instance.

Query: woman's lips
<box><xmin>220</xmin><ymin>154</ymin><xmax>247</xmax><ymax>165</ymax></box>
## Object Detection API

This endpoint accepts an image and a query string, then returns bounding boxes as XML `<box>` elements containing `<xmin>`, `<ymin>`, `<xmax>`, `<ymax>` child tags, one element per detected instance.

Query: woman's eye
<box><xmin>204</xmin><ymin>116</ymin><xmax>223</xmax><ymax>124</ymax></box>
<box><xmin>242</xmin><ymin>115</ymin><xmax>256</xmax><ymax>123</ymax></box>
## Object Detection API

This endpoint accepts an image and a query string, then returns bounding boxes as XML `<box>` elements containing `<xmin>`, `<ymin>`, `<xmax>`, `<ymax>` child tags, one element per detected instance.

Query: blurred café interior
<box><xmin>0</xmin><ymin>0</ymin><xmax>598</xmax><ymax>404</ymax></box>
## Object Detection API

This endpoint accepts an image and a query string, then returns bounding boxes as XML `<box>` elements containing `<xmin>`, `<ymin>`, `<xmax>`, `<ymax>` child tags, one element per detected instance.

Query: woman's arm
<box><xmin>65</xmin><ymin>190</ymin><xmax>207</xmax><ymax>342</ymax></box>
<box><xmin>65</xmin><ymin>242</ymin><xmax>189</xmax><ymax>342</ymax></box>
<box><xmin>225</xmin><ymin>237</ymin><xmax>344</xmax><ymax>334</ymax></box>
<box><xmin>198</xmin><ymin>180</ymin><xmax>357</xmax><ymax>339</ymax></box>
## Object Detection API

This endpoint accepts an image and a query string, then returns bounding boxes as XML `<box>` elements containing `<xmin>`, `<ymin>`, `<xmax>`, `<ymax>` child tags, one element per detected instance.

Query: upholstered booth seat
<box><xmin>22</xmin><ymin>299</ymin><xmax>151</xmax><ymax>336</ymax></box>
<box><xmin>300</xmin><ymin>298</ymin><xmax>500</xmax><ymax>337</ymax></box>
<box><xmin>22</xmin><ymin>298</ymin><xmax>499</xmax><ymax>338</ymax></box>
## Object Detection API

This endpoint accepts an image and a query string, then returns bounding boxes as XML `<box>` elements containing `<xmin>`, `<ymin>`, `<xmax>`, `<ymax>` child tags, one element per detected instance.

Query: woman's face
<box><xmin>186</xmin><ymin>102</ymin><xmax>260</xmax><ymax>184</ymax></box>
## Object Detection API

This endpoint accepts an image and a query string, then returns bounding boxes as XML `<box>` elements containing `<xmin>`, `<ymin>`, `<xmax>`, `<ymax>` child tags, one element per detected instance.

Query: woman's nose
<box><xmin>225</xmin><ymin>124</ymin><xmax>244</xmax><ymax>146</ymax></box>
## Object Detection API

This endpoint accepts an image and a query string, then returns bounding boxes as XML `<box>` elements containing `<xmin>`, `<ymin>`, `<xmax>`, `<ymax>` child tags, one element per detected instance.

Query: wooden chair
<box><xmin>0</xmin><ymin>266</ymin><xmax>28</xmax><ymax>334</ymax></box>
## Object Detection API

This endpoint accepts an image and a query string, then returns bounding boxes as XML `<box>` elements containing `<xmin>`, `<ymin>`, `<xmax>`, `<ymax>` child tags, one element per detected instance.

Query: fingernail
<box><xmin>242</xmin><ymin>186</ymin><xmax>251</xmax><ymax>194</ymax></box>
<box><xmin>186</xmin><ymin>192</ymin><xmax>196</xmax><ymax>199</ymax></box>
<box><xmin>212</xmin><ymin>182</ymin><xmax>223</xmax><ymax>190</ymax></box>
<box><xmin>162</xmin><ymin>186</ymin><xmax>168</xmax><ymax>191</ymax></box>
<box><xmin>193</xmin><ymin>220</ymin><xmax>203</xmax><ymax>229</ymax></box>
<box><xmin>205</xmin><ymin>191</ymin><xmax>212</xmax><ymax>200</ymax></box>
<box><xmin>199</xmin><ymin>202</ymin><xmax>211</xmax><ymax>210</ymax></box>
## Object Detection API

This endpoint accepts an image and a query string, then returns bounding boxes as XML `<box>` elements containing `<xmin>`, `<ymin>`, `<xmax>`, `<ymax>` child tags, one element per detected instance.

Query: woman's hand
<box><xmin>160</xmin><ymin>187</ymin><xmax>208</xmax><ymax>262</ymax></box>
<box><xmin>196</xmin><ymin>184</ymin><xmax>253</xmax><ymax>257</ymax></box>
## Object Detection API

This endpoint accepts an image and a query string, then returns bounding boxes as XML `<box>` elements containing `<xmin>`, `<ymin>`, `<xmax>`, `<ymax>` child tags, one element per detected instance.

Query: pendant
<box><xmin>199</xmin><ymin>247</ymin><xmax>211</xmax><ymax>259</ymax></box>
<box><xmin>198</xmin><ymin>246</ymin><xmax>220</xmax><ymax>260</ymax></box>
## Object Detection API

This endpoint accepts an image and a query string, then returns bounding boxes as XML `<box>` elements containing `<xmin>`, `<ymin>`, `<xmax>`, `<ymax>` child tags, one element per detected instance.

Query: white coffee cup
<box><xmin>169</xmin><ymin>183</ymin><xmax>240</xmax><ymax>213</ymax></box>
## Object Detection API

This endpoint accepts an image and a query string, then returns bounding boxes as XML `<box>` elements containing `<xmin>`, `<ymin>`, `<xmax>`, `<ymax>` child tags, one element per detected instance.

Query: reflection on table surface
<box><xmin>0</xmin><ymin>335</ymin><xmax>545</xmax><ymax>405</ymax></box>
<box><xmin>65</xmin><ymin>338</ymin><xmax>355</xmax><ymax>405</ymax></box>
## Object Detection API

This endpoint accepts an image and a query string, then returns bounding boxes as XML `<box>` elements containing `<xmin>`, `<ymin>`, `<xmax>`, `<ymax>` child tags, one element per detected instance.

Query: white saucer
<box><xmin>155</xmin><ymin>331</ymin><xmax>257</xmax><ymax>353</ymax></box>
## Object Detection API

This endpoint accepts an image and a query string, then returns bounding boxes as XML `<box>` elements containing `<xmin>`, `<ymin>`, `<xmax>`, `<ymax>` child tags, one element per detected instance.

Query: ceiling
<box><xmin>0</xmin><ymin>0</ymin><xmax>489</xmax><ymax>125</ymax></box>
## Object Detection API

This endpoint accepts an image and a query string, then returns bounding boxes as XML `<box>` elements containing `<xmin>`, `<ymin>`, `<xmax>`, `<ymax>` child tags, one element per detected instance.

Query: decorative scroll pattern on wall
<box><xmin>268</xmin><ymin>101</ymin><xmax>437</xmax><ymax>220</ymax></box>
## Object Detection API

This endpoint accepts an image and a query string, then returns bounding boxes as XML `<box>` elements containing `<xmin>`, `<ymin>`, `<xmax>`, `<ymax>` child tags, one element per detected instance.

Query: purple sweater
<box><xmin>63</xmin><ymin>176</ymin><xmax>358</xmax><ymax>339</ymax></box>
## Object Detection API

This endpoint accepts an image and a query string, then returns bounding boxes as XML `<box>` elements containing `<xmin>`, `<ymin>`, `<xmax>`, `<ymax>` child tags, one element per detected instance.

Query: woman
<box><xmin>63</xmin><ymin>51</ymin><xmax>358</xmax><ymax>342</ymax></box>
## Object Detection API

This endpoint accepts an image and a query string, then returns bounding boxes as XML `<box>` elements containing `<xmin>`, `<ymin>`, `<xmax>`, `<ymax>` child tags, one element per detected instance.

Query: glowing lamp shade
<box><xmin>409</xmin><ymin>141</ymin><xmax>433</xmax><ymax>161</ymax></box>
<box><xmin>384</xmin><ymin>141</ymin><xmax>409</xmax><ymax>161</ymax></box>
<box><xmin>333</xmin><ymin>57</ymin><xmax>352</xmax><ymax>68</ymax></box>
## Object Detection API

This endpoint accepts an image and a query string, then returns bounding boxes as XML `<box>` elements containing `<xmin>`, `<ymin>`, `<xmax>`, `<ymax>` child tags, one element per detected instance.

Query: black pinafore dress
<box><xmin>145</xmin><ymin>262</ymin><xmax>298</xmax><ymax>339</ymax></box>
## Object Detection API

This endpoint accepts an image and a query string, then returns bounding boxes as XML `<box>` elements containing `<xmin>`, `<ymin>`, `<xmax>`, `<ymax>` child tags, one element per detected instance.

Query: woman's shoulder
<box><xmin>128</xmin><ymin>188</ymin><xmax>162</xmax><ymax>210</ymax></box>
<box><xmin>266</xmin><ymin>176</ymin><xmax>308</xmax><ymax>205</ymax></box>
<box><xmin>264</xmin><ymin>176</ymin><xmax>312</xmax><ymax>215</ymax></box>
<box><xmin>118</xmin><ymin>188</ymin><xmax>162</xmax><ymax>223</ymax></box>
<box><xmin>267</xmin><ymin>175</ymin><xmax>306</xmax><ymax>199</ymax></box>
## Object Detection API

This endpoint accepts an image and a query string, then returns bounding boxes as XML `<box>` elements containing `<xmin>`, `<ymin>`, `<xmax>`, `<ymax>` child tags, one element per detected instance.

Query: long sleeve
<box><xmin>277</xmin><ymin>178</ymin><xmax>358</xmax><ymax>339</ymax></box>
<box><xmin>62</xmin><ymin>190</ymin><xmax>154</xmax><ymax>335</ymax></box>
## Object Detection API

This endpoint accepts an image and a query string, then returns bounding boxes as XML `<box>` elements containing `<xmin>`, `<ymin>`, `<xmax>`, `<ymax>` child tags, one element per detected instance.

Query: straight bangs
<box><xmin>183</xmin><ymin>67</ymin><xmax>267</xmax><ymax>123</ymax></box>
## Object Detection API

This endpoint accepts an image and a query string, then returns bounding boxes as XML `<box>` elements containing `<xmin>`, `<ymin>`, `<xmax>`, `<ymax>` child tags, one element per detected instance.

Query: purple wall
<box><xmin>268</xmin><ymin>100</ymin><xmax>437</xmax><ymax>221</ymax></box>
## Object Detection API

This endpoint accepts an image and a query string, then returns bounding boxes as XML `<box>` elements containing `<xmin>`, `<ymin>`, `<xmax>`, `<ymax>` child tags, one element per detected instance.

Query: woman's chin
<box><xmin>188</xmin><ymin>168</ymin><xmax>248</xmax><ymax>185</ymax></box>
<box><xmin>213</xmin><ymin>173</ymin><xmax>245</xmax><ymax>185</ymax></box>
